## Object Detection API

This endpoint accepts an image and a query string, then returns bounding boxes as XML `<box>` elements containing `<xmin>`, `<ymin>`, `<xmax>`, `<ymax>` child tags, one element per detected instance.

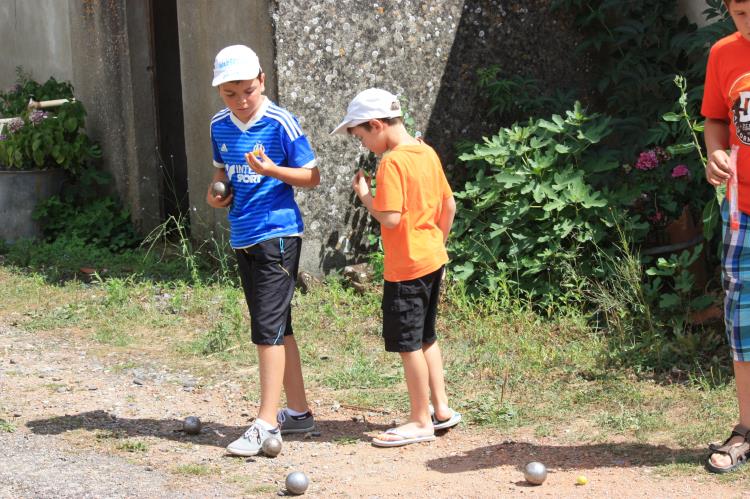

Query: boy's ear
<box><xmin>369</xmin><ymin>118</ymin><xmax>385</xmax><ymax>131</ymax></box>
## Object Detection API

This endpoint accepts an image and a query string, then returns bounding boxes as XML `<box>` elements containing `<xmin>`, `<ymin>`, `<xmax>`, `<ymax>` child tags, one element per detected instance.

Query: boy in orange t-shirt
<box><xmin>332</xmin><ymin>88</ymin><xmax>461</xmax><ymax>446</ymax></box>
<box><xmin>701</xmin><ymin>0</ymin><xmax>750</xmax><ymax>474</ymax></box>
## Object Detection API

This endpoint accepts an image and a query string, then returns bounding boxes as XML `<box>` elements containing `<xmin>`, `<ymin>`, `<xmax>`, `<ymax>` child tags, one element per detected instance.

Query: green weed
<box><xmin>0</xmin><ymin>419</ymin><xmax>16</xmax><ymax>433</ymax></box>
<box><xmin>173</xmin><ymin>464</ymin><xmax>215</xmax><ymax>476</ymax></box>
<box><xmin>116</xmin><ymin>440</ymin><xmax>148</xmax><ymax>452</ymax></box>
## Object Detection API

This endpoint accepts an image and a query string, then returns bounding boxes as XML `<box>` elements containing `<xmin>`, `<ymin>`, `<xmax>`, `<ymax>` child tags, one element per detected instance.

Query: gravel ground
<box><xmin>0</xmin><ymin>431</ymin><xmax>233</xmax><ymax>498</ymax></box>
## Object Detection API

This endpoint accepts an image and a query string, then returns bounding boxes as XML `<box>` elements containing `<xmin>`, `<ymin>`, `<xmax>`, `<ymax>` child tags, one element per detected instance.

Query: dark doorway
<box><xmin>150</xmin><ymin>0</ymin><xmax>189</xmax><ymax>223</ymax></box>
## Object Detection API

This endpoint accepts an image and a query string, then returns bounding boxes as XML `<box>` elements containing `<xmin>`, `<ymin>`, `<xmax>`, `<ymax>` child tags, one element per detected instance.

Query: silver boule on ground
<box><xmin>285</xmin><ymin>471</ymin><xmax>309</xmax><ymax>495</ymax></box>
<box><xmin>182</xmin><ymin>416</ymin><xmax>201</xmax><ymax>435</ymax></box>
<box><xmin>261</xmin><ymin>436</ymin><xmax>282</xmax><ymax>457</ymax></box>
<box><xmin>523</xmin><ymin>461</ymin><xmax>547</xmax><ymax>485</ymax></box>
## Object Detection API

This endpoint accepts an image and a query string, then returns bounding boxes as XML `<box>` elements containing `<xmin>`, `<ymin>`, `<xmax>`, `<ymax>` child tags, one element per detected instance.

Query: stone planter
<box><xmin>0</xmin><ymin>169</ymin><xmax>65</xmax><ymax>243</ymax></box>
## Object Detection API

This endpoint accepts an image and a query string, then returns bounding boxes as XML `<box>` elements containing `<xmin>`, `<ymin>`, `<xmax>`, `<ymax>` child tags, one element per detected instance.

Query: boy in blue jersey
<box><xmin>206</xmin><ymin>45</ymin><xmax>320</xmax><ymax>456</ymax></box>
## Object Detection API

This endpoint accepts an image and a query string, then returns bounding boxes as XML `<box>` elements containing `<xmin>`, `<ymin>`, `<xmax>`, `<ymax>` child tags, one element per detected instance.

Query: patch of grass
<box><xmin>244</xmin><ymin>484</ymin><xmax>278</xmax><ymax>495</ymax></box>
<box><xmin>110</xmin><ymin>361</ymin><xmax>138</xmax><ymax>373</ymax></box>
<box><xmin>93</xmin><ymin>325</ymin><xmax>132</xmax><ymax>347</ymax></box>
<box><xmin>173</xmin><ymin>463</ymin><xmax>216</xmax><ymax>476</ymax></box>
<box><xmin>116</xmin><ymin>439</ymin><xmax>148</xmax><ymax>452</ymax></box>
<box><xmin>333</xmin><ymin>436</ymin><xmax>358</xmax><ymax>445</ymax></box>
<box><xmin>95</xmin><ymin>430</ymin><xmax>125</xmax><ymax>440</ymax></box>
<box><xmin>594</xmin><ymin>403</ymin><xmax>665</xmax><ymax>437</ymax></box>
<box><xmin>322</xmin><ymin>353</ymin><xmax>401</xmax><ymax>390</ymax></box>
<box><xmin>0</xmin><ymin>419</ymin><xmax>16</xmax><ymax>433</ymax></box>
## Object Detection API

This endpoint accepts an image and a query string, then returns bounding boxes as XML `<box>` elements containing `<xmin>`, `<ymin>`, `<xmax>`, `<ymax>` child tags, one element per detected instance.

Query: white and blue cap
<box><xmin>212</xmin><ymin>45</ymin><xmax>262</xmax><ymax>87</ymax></box>
<box><xmin>330</xmin><ymin>88</ymin><xmax>402</xmax><ymax>135</ymax></box>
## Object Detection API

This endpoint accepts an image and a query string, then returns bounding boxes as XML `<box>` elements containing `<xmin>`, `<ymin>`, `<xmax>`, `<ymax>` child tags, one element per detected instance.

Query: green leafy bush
<box><xmin>33</xmin><ymin>166</ymin><xmax>138</xmax><ymax>252</ymax></box>
<box><xmin>0</xmin><ymin>101</ymin><xmax>101</xmax><ymax>173</ymax></box>
<box><xmin>451</xmin><ymin>102</ymin><xmax>631</xmax><ymax>306</ymax></box>
<box><xmin>0</xmin><ymin>67</ymin><xmax>73</xmax><ymax>118</ymax></box>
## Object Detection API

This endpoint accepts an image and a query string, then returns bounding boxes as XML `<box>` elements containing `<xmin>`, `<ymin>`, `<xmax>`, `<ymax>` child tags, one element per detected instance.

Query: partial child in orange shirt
<box><xmin>331</xmin><ymin>88</ymin><xmax>461</xmax><ymax>447</ymax></box>
<box><xmin>701</xmin><ymin>0</ymin><xmax>750</xmax><ymax>474</ymax></box>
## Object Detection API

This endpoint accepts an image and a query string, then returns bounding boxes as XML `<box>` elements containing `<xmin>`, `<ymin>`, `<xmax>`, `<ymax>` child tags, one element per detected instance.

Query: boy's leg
<box><xmin>257</xmin><ymin>344</ymin><xmax>286</xmax><ymax>424</ymax></box>
<box><xmin>420</xmin><ymin>266</ymin><xmax>454</xmax><ymax>421</ymax></box>
<box><xmin>709</xmin><ymin>361</ymin><xmax>750</xmax><ymax>468</ymax></box>
<box><xmin>282</xmin><ymin>333</ymin><xmax>310</xmax><ymax>413</ymax></box>
<box><xmin>375</xmin><ymin>350</ymin><xmax>433</xmax><ymax>442</ymax></box>
<box><xmin>709</xmin><ymin>202</ymin><xmax>750</xmax><ymax>469</ymax></box>
<box><xmin>422</xmin><ymin>341</ymin><xmax>452</xmax><ymax>421</ymax></box>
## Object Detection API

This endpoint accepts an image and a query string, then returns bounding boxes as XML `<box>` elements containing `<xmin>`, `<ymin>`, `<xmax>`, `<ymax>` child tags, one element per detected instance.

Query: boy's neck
<box><xmin>385</xmin><ymin>124</ymin><xmax>420</xmax><ymax>150</ymax></box>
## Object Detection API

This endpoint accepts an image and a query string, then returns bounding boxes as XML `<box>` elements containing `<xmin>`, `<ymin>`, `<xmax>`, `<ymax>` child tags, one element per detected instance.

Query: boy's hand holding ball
<box><xmin>246</xmin><ymin>145</ymin><xmax>276</xmax><ymax>176</ymax></box>
<box><xmin>206</xmin><ymin>180</ymin><xmax>233</xmax><ymax>208</ymax></box>
<box><xmin>352</xmin><ymin>169</ymin><xmax>371</xmax><ymax>199</ymax></box>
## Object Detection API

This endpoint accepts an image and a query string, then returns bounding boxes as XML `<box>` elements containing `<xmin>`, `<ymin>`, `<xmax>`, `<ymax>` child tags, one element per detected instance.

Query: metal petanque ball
<box><xmin>261</xmin><ymin>436</ymin><xmax>282</xmax><ymax>457</ymax></box>
<box><xmin>285</xmin><ymin>471</ymin><xmax>309</xmax><ymax>495</ymax></box>
<box><xmin>212</xmin><ymin>181</ymin><xmax>230</xmax><ymax>197</ymax></box>
<box><xmin>524</xmin><ymin>461</ymin><xmax>547</xmax><ymax>485</ymax></box>
<box><xmin>182</xmin><ymin>416</ymin><xmax>202</xmax><ymax>435</ymax></box>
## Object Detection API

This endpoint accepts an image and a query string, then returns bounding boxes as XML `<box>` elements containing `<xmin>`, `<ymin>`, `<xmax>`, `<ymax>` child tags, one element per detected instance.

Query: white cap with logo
<box><xmin>330</xmin><ymin>88</ymin><xmax>402</xmax><ymax>135</ymax></box>
<box><xmin>212</xmin><ymin>45</ymin><xmax>262</xmax><ymax>87</ymax></box>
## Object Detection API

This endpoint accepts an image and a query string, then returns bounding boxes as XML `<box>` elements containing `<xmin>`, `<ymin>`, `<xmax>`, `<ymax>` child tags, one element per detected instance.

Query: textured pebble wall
<box><xmin>272</xmin><ymin>0</ymin><xmax>588</xmax><ymax>272</ymax></box>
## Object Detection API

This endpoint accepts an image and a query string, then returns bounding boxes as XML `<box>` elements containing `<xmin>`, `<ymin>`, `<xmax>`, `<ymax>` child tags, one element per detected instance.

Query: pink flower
<box><xmin>648</xmin><ymin>211</ymin><xmax>665</xmax><ymax>224</ymax></box>
<box><xmin>635</xmin><ymin>150</ymin><xmax>659</xmax><ymax>170</ymax></box>
<box><xmin>671</xmin><ymin>164</ymin><xmax>690</xmax><ymax>178</ymax></box>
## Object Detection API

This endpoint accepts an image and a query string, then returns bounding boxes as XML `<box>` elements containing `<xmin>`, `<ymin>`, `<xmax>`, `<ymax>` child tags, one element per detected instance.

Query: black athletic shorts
<box><xmin>235</xmin><ymin>236</ymin><xmax>301</xmax><ymax>345</ymax></box>
<box><xmin>381</xmin><ymin>265</ymin><xmax>444</xmax><ymax>352</ymax></box>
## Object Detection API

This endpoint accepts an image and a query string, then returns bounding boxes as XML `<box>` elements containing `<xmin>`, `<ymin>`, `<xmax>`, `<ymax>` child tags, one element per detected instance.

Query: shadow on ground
<box><xmin>426</xmin><ymin>440</ymin><xmax>707</xmax><ymax>474</ymax></box>
<box><xmin>25</xmin><ymin>410</ymin><xmax>391</xmax><ymax>449</ymax></box>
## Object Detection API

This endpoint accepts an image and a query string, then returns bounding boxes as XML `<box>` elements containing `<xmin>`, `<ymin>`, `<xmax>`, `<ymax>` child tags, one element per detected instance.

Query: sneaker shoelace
<box><xmin>243</xmin><ymin>425</ymin><xmax>261</xmax><ymax>444</ymax></box>
<box><xmin>277</xmin><ymin>409</ymin><xmax>287</xmax><ymax>425</ymax></box>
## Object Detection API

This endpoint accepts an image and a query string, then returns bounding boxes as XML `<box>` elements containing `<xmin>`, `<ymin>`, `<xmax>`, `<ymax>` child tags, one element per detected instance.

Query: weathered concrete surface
<box><xmin>176</xmin><ymin>0</ymin><xmax>277</xmax><ymax>252</ymax></box>
<box><xmin>68</xmin><ymin>0</ymin><xmax>162</xmax><ymax>233</ymax></box>
<box><xmin>0</xmin><ymin>0</ymin><xmax>74</xmax><ymax>88</ymax></box>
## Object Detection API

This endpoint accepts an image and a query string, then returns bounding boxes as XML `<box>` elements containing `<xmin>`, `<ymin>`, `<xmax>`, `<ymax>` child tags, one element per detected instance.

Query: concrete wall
<box><xmin>68</xmin><ymin>0</ymin><xmax>162</xmax><ymax>233</ymax></box>
<box><xmin>176</xmin><ymin>0</ymin><xmax>277</xmax><ymax>245</ymax></box>
<box><xmin>0</xmin><ymin>0</ymin><xmax>74</xmax><ymax>88</ymax></box>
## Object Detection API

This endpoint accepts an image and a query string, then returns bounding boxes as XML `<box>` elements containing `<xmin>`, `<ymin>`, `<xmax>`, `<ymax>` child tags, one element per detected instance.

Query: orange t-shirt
<box><xmin>372</xmin><ymin>143</ymin><xmax>453</xmax><ymax>282</ymax></box>
<box><xmin>701</xmin><ymin>32</ymin><xmax>750</xmax><ymax>214</ymax></box>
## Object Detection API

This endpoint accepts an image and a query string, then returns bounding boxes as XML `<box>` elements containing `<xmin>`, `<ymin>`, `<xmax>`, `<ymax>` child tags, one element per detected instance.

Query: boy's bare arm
<box><xmin>704</xmin><ymin>117</ymin><xmax>732</xmax><ymax>186</ymax></box>
<box><xmin>245</xmin><ymin>150</ymin><xmax>321</xmax><ymax>188</ymax></box>
<box><xmin>438</xmin><ymin>195</ymin><xmax>457</xmax><ymax>245</ymax></box>
<box><xmin>206</xmin><ymin>168</ymin><xmax>233</xmax><ymax>208</ymax></box>
<box><xmin>351</xmin><ymin>170</ymin><xmax>401</xmax><ymax>228</ymax></box>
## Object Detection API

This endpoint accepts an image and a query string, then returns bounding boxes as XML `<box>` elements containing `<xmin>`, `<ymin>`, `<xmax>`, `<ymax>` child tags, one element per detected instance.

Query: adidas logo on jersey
<box><xmin>221</xmin><ymin>144</ymin><xmax>228</xmax><ymax>152</ymax></box>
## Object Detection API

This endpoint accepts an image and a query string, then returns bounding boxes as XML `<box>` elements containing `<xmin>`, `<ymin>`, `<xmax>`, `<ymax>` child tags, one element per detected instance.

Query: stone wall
<box><xmin>271</xmin><ymin>0</ymin><xmax>588</xmax><ymax>272</ymax></box>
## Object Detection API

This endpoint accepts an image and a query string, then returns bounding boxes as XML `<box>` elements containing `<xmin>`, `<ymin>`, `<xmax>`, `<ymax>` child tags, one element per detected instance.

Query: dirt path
<box><xmin>1</xmin><ymin>323</ymin><xmax>747</xmax><ymax>498</ymax></box>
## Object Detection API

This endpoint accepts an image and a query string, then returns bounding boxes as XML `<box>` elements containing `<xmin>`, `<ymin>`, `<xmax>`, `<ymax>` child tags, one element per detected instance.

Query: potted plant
<box><xmin>623</xmin><ymin>146</ymin><xmax>711</xmax><ymax>288</ymax></box>
<box><xmin>0</xmin><ymin>70</ymin><xmax>100</xmax><ymax>243</ymax></box>
<box><xmin>625</xmin><ymin>146</ymin><xmax>705</xmax><ymax>249</ymax></box>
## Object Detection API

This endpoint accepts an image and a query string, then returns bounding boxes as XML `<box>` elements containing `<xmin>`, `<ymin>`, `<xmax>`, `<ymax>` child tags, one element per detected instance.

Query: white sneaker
<box><xmin>226</xmin><ymin>422</ymin><xmax>282</xmax><ymax>457</ymax></box>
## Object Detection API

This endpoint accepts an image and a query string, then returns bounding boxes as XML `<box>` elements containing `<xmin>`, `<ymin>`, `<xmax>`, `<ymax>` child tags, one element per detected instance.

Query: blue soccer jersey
<box><xmin>210</xmin><ymin>98</ymin><xmax>316</xmax><ymax>248</ymax></box>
